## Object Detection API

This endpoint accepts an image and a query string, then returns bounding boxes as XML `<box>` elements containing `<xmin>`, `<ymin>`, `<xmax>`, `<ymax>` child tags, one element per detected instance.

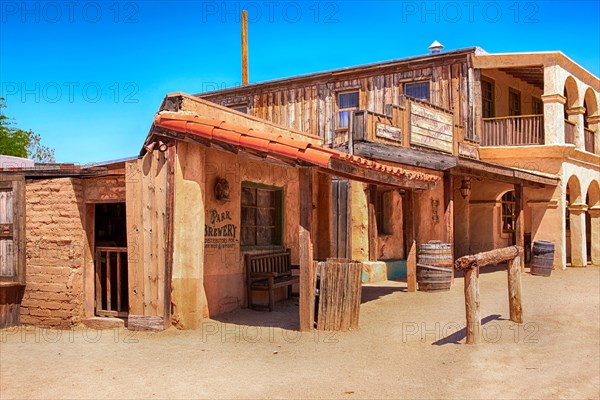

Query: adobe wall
<box><xmin>20</xmin><ymin>178</ymin><xmax>86</xmax><ymax>327</ymax></box>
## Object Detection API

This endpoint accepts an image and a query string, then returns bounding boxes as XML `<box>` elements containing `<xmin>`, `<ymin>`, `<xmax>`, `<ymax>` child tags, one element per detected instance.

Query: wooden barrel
<box><xmin>0</xmin><ymin>283</ymin><xmax>24</xmax><ymax>328</ymax></box>
<box><xmin>417</xmin><ymin>241</ymin><xmax>453</xmax><ymax>292</ymax></box>
<box><xmin>531</xmin><ymin>240</ymin><xmax>555</xmax><ymax>276</ymax></box>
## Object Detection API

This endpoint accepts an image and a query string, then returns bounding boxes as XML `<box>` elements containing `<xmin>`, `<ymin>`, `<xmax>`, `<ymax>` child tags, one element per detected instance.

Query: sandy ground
<box><xmin>1</xmin><ymin>266</ymin><xmax>599</xmax><ymax>399</ymax></box>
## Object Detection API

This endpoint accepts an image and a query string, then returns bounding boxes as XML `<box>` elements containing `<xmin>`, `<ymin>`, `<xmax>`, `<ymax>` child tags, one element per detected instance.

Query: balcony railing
<box><xmin>481</xmin><ymin>115</ymin><xmax>544</xmax><ymax>146</ymax></box>
<box><xmin>584</xmin><ymin>127</ymin><xmax>596</xmax><ymax>154</ymax></box>
<box><xmin>564</xmin><ymin>119</ymin><xmax>576</xmax><ymax>144</ymax></box>
<box><xmin>350</xmin><ymin>97</ymin><xmax>457</xmax><ymax>155</ymax></box>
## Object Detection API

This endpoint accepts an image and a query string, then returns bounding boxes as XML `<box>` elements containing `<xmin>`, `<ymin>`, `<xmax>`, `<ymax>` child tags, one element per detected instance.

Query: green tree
<box><xmin>0</xmin><ymin>98</ymin><xmax>56</xmax><ymax>162</ymax></box>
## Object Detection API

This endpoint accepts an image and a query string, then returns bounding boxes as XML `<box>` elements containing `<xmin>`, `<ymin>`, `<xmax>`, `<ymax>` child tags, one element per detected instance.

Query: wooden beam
<box><xmin>299</xmin><ymin>168</ymin><xmax>315</xmax><ymax>331</ymax></box>
<box><xmin>514</xmin><ymin>183</ymin><xmax>525</xmax><ymax>271</ymax></box>
<box><xmin>455</xmin><ymin>246</ymin><xmax>522</xmax><ymax>271</ymax></box>
<box><xmin>368</xmin><ymin>185</ymin><xmax>378</xmax><ymax>261</ymax></box>
<box><xmin>403</xmin><ymin>191</ymin><xmax>417</xmax><ymax>292</ymax></box>
<box><xmin>464</xmin><ymin>267</ymin><xmax>481</xmax><ymax>344</ymax></box>
<box><xmin>443</xmin><ymin>172</ymin><xmax>454</xmax><ymax>282</ymax></box>
<box><xmin>327</xmin><ymin>158</ymin><xmax>435</xmax><ymax>190</ymax></box>
<box><xmin>354</xmin><ymin>141</ymin><xmax>457</xmax><ymax>171</ymax></box>
<box><xmin>508</xmin><ymin>256</ymin><xmax>523</xmax><ymax>323</ymax></box>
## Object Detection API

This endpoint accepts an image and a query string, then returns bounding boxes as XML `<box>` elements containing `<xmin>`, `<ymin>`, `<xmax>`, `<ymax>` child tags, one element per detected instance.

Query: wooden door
<box><xmin>0</xmin><ymin>176</ymin><xmax>25</xmax><ymax>328</ymax></box>
<box><xmin>125</xmin><ymin>151</ymin><xmax>170</xmax><ymax>330</ymax></box>
<box><xmin>0</xmin><ymin>176</ymin><xmax>25</xmax><ymax>284</ymax></box>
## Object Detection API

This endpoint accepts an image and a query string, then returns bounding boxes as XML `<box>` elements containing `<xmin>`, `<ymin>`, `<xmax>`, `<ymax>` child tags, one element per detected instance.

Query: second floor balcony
<box><xmin>481</xmin><ymin>114</ymin><xmax>597</xmax><ymax>154</ymax></box>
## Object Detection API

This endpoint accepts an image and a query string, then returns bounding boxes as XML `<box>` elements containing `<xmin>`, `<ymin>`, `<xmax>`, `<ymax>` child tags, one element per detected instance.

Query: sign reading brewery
<box><xmin>375</xmin><ymin>123</ymin><xmax>402</xmax><ymax>142</ymax></box>
<box><xmin>205</xmin><ymin>208</ymin><xmax>237</xmax><ymax>250</ymax></box>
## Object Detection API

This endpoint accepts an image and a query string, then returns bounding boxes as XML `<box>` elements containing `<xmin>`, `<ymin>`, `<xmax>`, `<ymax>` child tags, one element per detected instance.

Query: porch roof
<box><xmin>451</xmin><ymin>157</ymin><xmax>559</xmax><ymax>187</ymax></box>
<box><xmin>150</xmin><ymin>111</ymin><xmax>439</xmax><ymax>190</ymax></box>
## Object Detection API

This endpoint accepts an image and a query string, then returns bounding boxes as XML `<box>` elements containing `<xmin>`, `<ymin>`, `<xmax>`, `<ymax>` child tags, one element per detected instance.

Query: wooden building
<box><xmin>199</xmin><ymin>46</ymin><xmax>599</xmax><ymax>270</ymax></box>
<box><xmin>1</xmin><ymin>46</ymin><xmax>598</xmax><ymax>331</ymax></box>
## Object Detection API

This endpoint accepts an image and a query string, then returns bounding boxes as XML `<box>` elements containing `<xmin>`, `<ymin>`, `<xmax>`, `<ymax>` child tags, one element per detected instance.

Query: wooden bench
<box><xmin>245</xmin><ymin>250</ymin><xmax>299</xmax><ymax>311</ymax></box>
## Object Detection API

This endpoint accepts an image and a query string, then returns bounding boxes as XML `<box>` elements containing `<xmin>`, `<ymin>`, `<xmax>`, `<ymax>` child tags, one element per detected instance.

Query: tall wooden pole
<box><xmin>299</xmin><ymin>168</ymin><xmax>314</xmax><ymax>331</ymax></box>
<box><xmin>241</xmin><ymin>10</ymin><xmax>248</xmax><ymax>86</ymax></box>
<box><xmin>464</xmin><ymin>267</ymin><xmax>481</xmax><ymax>344</ymax></box>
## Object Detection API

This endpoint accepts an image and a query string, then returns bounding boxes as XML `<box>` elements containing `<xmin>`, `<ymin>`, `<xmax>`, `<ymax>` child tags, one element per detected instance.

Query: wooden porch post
<box><xmin>299</xmin><ymin>168</ymin><xmax>315</xmax><ymax>332</ymax></box>
<box><xmin>368</xmin><ymin>185</ymin><xmax>378</xmax><ymax>261</ymax></box>
<box><xmin>403</xmin><ymin>190</ymin><xmax>417</xmax><ymax>292</ymax></box>
<box><xmin>443</xmin><ymin>172</ymin><xmax>454</xmax><ymax>282</ymax></box>
<box><xmin>514</xmin><ymin>182</ymin><xmax>525</xmax><ymax>271</ymax></box>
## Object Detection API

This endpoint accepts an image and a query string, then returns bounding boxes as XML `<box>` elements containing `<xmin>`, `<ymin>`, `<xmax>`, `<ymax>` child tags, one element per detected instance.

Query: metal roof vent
<box><xmin>428</xmin><ymin>40</ymin><xmax>444</xmax><ymax>54</ymax></box>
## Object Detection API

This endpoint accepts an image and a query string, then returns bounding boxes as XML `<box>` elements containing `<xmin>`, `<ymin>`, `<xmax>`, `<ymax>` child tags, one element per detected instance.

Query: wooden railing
<box><xmin>455</xmin><ymin>246</ymin><xmax>523</xmax><ymax>344</ymax></box>
<box><xmin>564</xmin><ymin>119</ymin><xmax>576</xmax><ymax>144</ymax></box>
<box><xmin>95</xmin><ymin>246</ymin><xmax>128</xmax><ymax>317</ymax></box>
<box><xmin>481</xmin><ymin>115</ymin><xmax>544</xmax><ymax>146</ymax></box>
<box><xmin>584</xmin><ymin>127</ymin><xmax>596</xmax><ymax>153</ymax></box>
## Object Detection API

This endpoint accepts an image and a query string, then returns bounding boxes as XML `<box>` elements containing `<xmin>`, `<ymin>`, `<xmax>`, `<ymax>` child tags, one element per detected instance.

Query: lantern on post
<box><xmin>460</xmin><ymin>178</ymin><xmax>471</xmax><ymax>199</ymax></box>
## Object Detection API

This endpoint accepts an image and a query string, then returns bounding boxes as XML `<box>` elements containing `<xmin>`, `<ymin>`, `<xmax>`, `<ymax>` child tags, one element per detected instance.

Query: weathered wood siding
<box><xmin>125</xmin><ymin>151</ymin><xmax>170</xmax><ymax>330</ymax></box>
<box><xmin>201</xmin><ymin>55</ymin><xmax>473</xmax><ymax>143</ymax></box>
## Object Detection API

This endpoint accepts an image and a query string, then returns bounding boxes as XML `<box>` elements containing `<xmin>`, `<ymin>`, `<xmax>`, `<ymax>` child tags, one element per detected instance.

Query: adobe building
<box><xmin>1</xmin><ymin>45</ymin><xmax>598</xmax><ymax>331</ymax></box>
<box><xmin>1</xmin><ymin>97</ymin><xmax>439</xmax><ymax>330</ymax></box>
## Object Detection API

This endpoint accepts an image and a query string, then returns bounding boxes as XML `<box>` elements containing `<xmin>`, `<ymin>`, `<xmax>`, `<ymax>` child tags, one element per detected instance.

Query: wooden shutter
<box><xmin>125</xmin><ymin>151</ymin><xmax>170</xmax><ymax>330</ymax></box>
<box><xmin>0</xmin><ymin>176</ymin><xmax>25</xmax><ymax>284</ymax></box>
<box><xmin>331</xmin><ymin>178</ymin><xmax>349</xmax><ymax>259</ymax></box>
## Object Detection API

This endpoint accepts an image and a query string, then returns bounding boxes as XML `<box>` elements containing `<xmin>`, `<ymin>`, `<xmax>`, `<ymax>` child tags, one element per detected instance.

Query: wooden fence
<box><xmin>455</xmin><ymin>246</ymin><xmax>523</xmax><ymax>344</ymax></box>
<box><xmin>95</xmin><ymin>246</ymin><xmax>128</xmax><ymax>317</ymax></box>
<box><xmin>313</xmin><ymin>259</ymin><xmax>362</xmax><ymax>331</ymax></box>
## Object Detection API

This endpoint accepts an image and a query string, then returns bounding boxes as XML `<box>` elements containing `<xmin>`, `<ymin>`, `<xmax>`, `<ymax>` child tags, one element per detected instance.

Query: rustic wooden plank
<box><xmin>125</xmin><ymin>159</ymin><xmax>144</xmax><ymax>316</ymax></box>
<box><xmin>354</xmin><ymin>142</ymin><xmax>457</xmax><ymax>171</ymax></box>
<box><xmin>443</xmin><ymin>173</ymin><xmax>455</xmax><ymax>283</ymax></box>
<box><xmin>299</xmin><ymin>168</ymin><xmax>314</xmax><ymax>331</ymax></box>
<box><xmin>14</xmin><ymin>178</ymin><xmax>25</xmax><ymax>285</ymax></box>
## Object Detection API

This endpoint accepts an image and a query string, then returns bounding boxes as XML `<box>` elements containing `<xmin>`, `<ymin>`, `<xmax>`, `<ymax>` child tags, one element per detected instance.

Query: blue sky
<box><xmin>1</xmin><ymin>0</ymin><xmax>599</xmax><ymax>163</ymax></box>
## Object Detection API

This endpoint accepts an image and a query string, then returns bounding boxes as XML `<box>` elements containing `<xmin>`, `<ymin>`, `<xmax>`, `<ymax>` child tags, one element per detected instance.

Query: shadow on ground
<box><xmin>432</xmin><ymin>314</ymin><xmax>505</xmax><ymax>345</ymax></box>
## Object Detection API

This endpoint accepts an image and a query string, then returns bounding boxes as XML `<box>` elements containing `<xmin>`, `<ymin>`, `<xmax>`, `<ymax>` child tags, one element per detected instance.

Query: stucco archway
<box><xmin>566</xmin><ymin>175</ymin><xmax>587</xmax><ymax>266</ymax></box>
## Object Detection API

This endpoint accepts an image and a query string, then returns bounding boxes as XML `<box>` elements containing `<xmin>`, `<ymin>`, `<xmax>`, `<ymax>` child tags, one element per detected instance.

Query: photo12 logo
<box><xmin>401</xmin><ymin>1</ymin><xmax>540</xmax><ymax>24</ymax></box>
<box><xmin>0</xmin><ymin>1</ymin><xmax>140</xmax><ymax>24</ymax></box>
<box><xmin>200</xmin><ymin>1</ymin><xmax>340</xmax><ymax>23</ymax></box>
<box><xmin>0</xmin><ymin>82</ymin><xmax>139</xmax><ymax>104</ymax></box>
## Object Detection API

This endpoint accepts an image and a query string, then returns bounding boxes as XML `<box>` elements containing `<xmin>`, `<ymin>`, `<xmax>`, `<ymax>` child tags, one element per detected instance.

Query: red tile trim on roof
<box><xmin>153</xmin><ymin>113</ymin><xmax>439</xmax><ymax>184</ymax></box>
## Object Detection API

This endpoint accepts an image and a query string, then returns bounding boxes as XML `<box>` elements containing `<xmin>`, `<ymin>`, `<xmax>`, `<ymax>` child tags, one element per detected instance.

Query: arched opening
<box><xmin>583</xmin><ymin>88</ymin><xmax>598</xmax><ymax>153</ymax></box>
<box><xmin>587</xmin><ymin>180</ymin><xmax>600</xmax><ymax>265</ymax></box>
<box><xmin>563</xmin><ymin>76</ymin><xmax>579</xmax><ymax>145</ymax></box>
<box><xmin>566</xmin><ymin>176</ymin><xmax>583</xmax><ymax>265</ymax></box>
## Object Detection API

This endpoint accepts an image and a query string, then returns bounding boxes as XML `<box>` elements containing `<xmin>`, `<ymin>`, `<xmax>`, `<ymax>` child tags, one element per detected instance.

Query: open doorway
<box><xmin>94</xmin><ymin>203</ymin><xmax>128</xmax><ymax>318</ymax></box>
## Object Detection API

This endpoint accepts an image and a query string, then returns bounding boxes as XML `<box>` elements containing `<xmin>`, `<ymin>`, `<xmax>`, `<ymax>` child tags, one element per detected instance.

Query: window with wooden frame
<box><xmin>336</xmin><ymin>91</ymin><xmax>359</xmax><ymax>130</ymax></box>
<box><xmin>509</xmin><ymin>88</ymin><xmax>521</xmax><ymax>116</ymax></box>
<box><xmin>229</xmin><ymin>104</ymin><xmax>248</xmax><ymax>114</ymax></box>
<box><xmin>501</xmin><ymin>191</ymin><xmax>516</xmax><ymax>234</ymax></box>
<box><xmin>241</xmin><ymin>183</ymin><xmax>283</xmax><ymax>248</ymax></box>
<box><xmin>376</xmin><ymin>190</ymin><xmax>393</xmax><ymax>236</ymax></box>
<box><xmin>481</xmin><ymin>78</ymin><xmax>495</xmax><ymax>118</ymax></box>
<box><xmin>532</xmin><ymin>97</ymin><xmax>543</xmax><ymax>115</ymax></box>
<box><xmin>404</xmin><ymin>81</ymin><xmax>430</xmax><ymax>102</ymax></box>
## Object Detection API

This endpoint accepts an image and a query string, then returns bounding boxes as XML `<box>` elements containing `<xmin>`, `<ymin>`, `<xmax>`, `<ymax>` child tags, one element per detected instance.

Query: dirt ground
<box><xmin>1</xmin><ymin>266</ymin><xmax>599</xmax><ymax>399</ymax></box>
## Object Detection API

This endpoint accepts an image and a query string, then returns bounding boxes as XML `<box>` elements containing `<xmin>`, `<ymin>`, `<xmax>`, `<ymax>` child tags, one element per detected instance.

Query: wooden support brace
<box><xmin>507</xmin><ymin>256</ymin><xmax>523</xmax><ymax>323</ymax></box>
<box><xmin>464</xmin><ymin>267</ymin><xmax>481</xmax><ymax>344</ymax></box>
<box><xmin>299</xmin><ymin>168</ymin><xmax>315</xmax><ymax>331</ymax></box>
